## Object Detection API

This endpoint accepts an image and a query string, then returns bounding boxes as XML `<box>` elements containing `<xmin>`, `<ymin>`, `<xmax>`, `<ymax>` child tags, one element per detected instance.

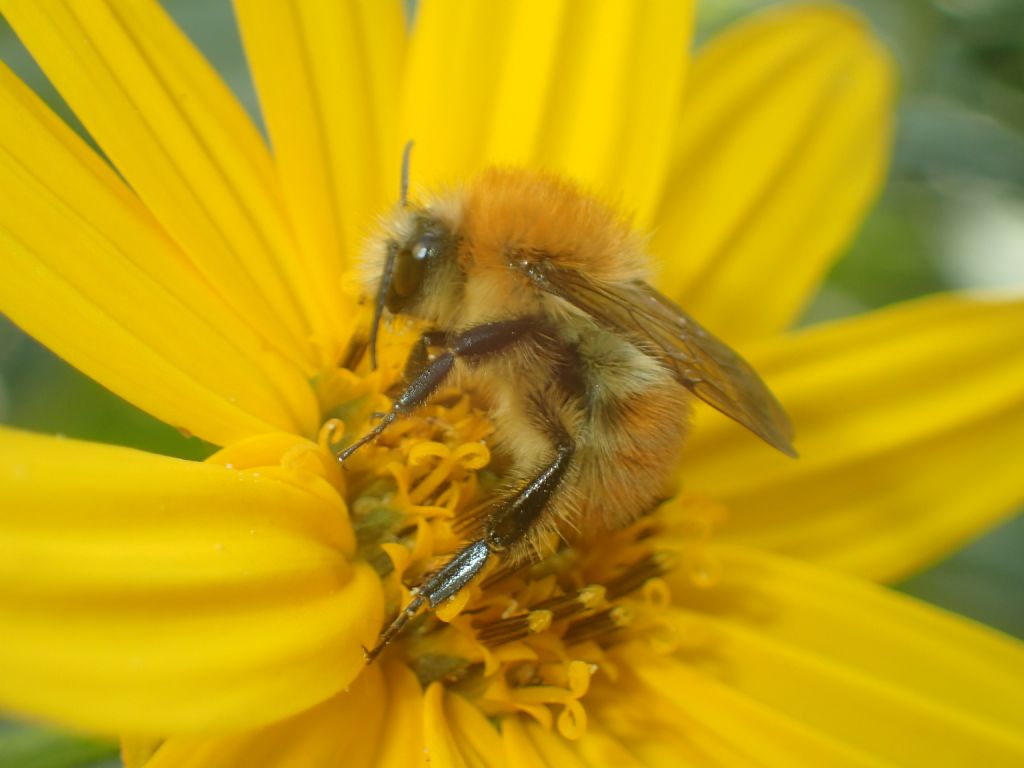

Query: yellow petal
<box><xmin>422</xmin><ymin>683</ymin><xmax>467</xmax><ymax>768</ymax></box>
<box><xmin>234</xmin><ymin>0</ymin><xmax>406</xmax><ymax>360</ymax></box>
<box><xmin>0</xmin><ymin>62</ymin><xmax>318</xmax><ymax>446</ymax></box>
<box><xmin>402</xmin><ymin>0</ymin><xmax>693</xmax><ymax>226</ymax></box>
<box><xmin>2</xmin><ymin>0</ymin><xmax>322</xmax><ymax>368</ymax></box>
<box><xmin>516</xmin><ymin>719</ymin><xmax>588</xmax><ymax>768</ymax></box>
<box><xmin>653</xmin><ymin>4</ymin><xmax>893</xmax><ymax>343</ymax></box>
<box><xmin>374</xmin><ymin>662</ymin><xmax>427</xmax><ymax>768</ymax></box>
<box><xmin>420</xmin><ymin>683</ymin><xmax>514</xmax><ymax>768</ymax></box>
<box><xmin>568</xmin><ymin>722</ymin><xmax>645</xmax><ymax>768</ymax></box>
<box><xmin>500</xmin><ymin>717</ymin><xmax>548</xmax><ymax>768</ymax></box>
<box><xmin>503</xmin><ymin>717</ymin><xmax>591</xmax><ymax>768</ymax></box>
<box><xmin>445</xmin><ymin>691</ymin><xmax>507</xmax><ymax>768</ymax></box>
<box><xmin>685</xmin><ymin>293</ymin><xmax>1024</xmax><ymax>582</ymax></box>
<box><xmin>121</xmin><ymin>738</ymin><xmax>163</xmax><ymax>768</ymax></box>
<box><xmin>419</xmin><ymin>685</ymin><xmax>509</xmax><ymax>768</ymax></box>
<box><xmin>655</xmin><ymin>546</ymin><xmax>1024</xmax><ymax>765</ymax></box>
<box><xmin>604</xmin><ymin>657</ymin><xmax>881</xmax><ymax>767</ymax></box>
<box><xmin>144</xmin><ymin>665</ymin><xmax>387</xmax><ymax>768</ymax></box>
<box><xmin>0</xmin><ymin>429</ymin><xmax>383</xmax><ymax>734</ymax></box>
<box><xmin>401</xmin><ymin>0</ymin><xmax>546</xmax><ymax>186</ymax></box>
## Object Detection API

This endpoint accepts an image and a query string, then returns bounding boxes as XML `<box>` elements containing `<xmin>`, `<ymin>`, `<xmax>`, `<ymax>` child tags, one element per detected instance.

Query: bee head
<box><xmin>386</xmin><ymin>216</ymin><xmax>453</xmax><ymax>314</ymax></box>
<box><xmin>367</xmin><ymin>205</ymin><xmax>459</xmax><ymax>369</ymax></box>
<box><xmin>367</xmin><ymin>142</ymin><xmax>469</xmax><ymax>368</ymax></box>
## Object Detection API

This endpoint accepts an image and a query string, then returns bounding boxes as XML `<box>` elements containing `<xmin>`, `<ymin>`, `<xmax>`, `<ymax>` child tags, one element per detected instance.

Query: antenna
<box><xmin>400</xmin><ymin>140</ymin><xmax>414</xmax><ymax>207</ymax></box>
<box><xmin>368</xmin><ymin>241</ymin><xmax>396</xmax><ymax>371</ymax></box>
<box><xmin>369</xmin><ymin>141</ymin><xmax>415</xmax><ymax>370</ymax></box>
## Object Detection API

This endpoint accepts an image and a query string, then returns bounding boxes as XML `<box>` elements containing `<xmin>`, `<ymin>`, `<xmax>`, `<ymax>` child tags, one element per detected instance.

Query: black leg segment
<box><xmin>400</xmin><ymin>329</ymin><xmax>450</xmax><ymax>384</ymax></box>
<box><xmin>365</xmin><ymin>433</ymin><xmax>575</xmax><ymax>662</ymax></box>
<box><xmin>363</xmin><ymin>540</ymin><xmax>490</xmax><ymax>663</ymax></box>
<box><xmin>485</xmin><ymin>434</ymin><xmax>574</xmax><ymax>551</ymax></box>
<box><xmin>339</xmin><ymin>316</ymin><xmax>547</xmax><ymax>462</ymax></box>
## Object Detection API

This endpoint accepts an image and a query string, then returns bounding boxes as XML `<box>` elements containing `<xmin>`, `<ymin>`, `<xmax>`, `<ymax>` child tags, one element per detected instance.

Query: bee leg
<box><xmin>484</xmin><ymin>432</ymin><xmax>574</xmax><ymax>553</ymax></box>
<box><xmin>340</xmin><ymin>317</ymin><xmax>545</xmax><ymax>462</ymax></box>
<box><xmin>384</xmin><ymin>330</ymin><xmax>449</xmax><ymax>399</ymax></box>
<box><xmin>363</xmin><ymin>540</ymin><xmax>489</xmax><ymax>662</ymax></box>
<box><xmin>365</xmin><ymin>433</ymin><xmax>573</xmax><ymax>661</ymax></box>
<box><xmin>402</xmin><ymin>330</ymin><xmax>450</xmax><ymax>384</ymax></box>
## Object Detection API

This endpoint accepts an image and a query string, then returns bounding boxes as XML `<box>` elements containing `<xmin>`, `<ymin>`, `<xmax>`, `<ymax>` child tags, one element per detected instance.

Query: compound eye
<box><xmin>391</xmin><ymin>233</ymin><xmax>439</xmax><ymax>302</ymax></box>
<box><xmin>412</xmin><ymin>233</ymin><xmax>441</xmax><ymax>262</ymax></box>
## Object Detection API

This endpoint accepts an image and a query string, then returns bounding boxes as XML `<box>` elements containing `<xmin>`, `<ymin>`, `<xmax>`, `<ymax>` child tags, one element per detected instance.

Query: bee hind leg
<box><xmin>363</xmin><ymin>540</ymin><xmax>489</xmax><ymax>662</ymax></box>
<box><xmin>483</xmin><ymin>432</ymin><xmax>574</xmax><ymax>553</ymax></box>
<box><xmin>365</xmin><ymin>432</ymin><xmax>574</xmax><ymax>661</ymax></box>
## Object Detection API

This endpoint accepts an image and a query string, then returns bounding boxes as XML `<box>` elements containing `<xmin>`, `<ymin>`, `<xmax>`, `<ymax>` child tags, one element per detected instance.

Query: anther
<box><xmin>562</xmin><ymin>606</ymin><xmax>632</xmax><ymax>645</ymax></box>
<box><xmin>480</xmin><ymin>560</ymin><xmax>530</xmax><ymax>590</ymax></box>
<box><xmin>530</xmin><ymin>585</ymin><xmax>607</xmax><ymax>619</ymax></box>
<box><xmin>475</xmin><ymin>609</ymin><xmax>553</xmax><ymax>647</ymax></box>
<box><xmin>604</xmin><ymin>551</ymin><xmax>673</xmax><ymax>600</ymax></box>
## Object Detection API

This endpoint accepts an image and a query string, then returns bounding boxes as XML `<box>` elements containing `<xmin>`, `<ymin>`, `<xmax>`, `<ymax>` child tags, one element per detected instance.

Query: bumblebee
<box><xmin>344</xmin><ymin>159</ymin><xmax>795</xmax><ymax>659</ymax></box>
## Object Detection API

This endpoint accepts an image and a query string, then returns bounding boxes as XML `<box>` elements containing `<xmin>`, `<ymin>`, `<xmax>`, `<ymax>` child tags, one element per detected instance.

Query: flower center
<box><xmin>316</xmin><ymin>325</ymin><xmax>724</xmax><ymax>740</ymax></box>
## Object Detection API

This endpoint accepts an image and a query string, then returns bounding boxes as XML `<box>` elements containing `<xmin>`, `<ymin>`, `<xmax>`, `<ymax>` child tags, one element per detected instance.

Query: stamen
<box><xmin>529</xmin><ymin>584</ymin><xmax>606</xmax><ymax>619</ymax></box>
<box><xmin>499</xmin><ymin>660</ymin><xmax>594</xmax><ymax>740</ymax></box>
<box><xmin>452</xmin><ymin>498</ymin><xmax>491</xmax><ymax>536</ymax></box>
<box><xmin>479</xmin><ymin>560</ymin><xmax>530</xmax><ymax>590</ymax></box>
<box><xmin>562</xmin><ymin>606</ymin><xmax>633</xmax><ymax>645</ymax></box>
<box><xmin>475</xmin><ymin>609</ymin><xmax>553</xmax><ymax>647</ymax></box>
<box><xmin>684</xmin><ymin>549</ymin><xmax>722</xmax><ymax>588</ymax></box>
<box><xmin>317</xmin><ymin>418</ymin><xmax>345</xmax><ymax>453</ymax></box>
<box><xmin>604</xmin><ymin>551</ymin><xmax>674</xmax><ymax>599</ymax></box>
<box><xmin>407</xmin><ymin>442</ymin><xmax>489</xmax><ymax>505</ymax></box>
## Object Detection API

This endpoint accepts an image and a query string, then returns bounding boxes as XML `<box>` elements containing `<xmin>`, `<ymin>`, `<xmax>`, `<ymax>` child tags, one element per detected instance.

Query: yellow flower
<box><xmin>1</xmin><ymin>1</ymin><xmax>1023</xmax><ymax>766</ymax></box>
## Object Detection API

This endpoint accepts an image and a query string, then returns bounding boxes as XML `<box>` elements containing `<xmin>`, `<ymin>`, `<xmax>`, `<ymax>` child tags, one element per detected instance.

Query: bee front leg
<box><xmin>365</xmin><ymin>432</ymin><xmax>574</xmax><ymax>661</ymax></box>
<box><xmin>382</xmin><ymin>329</ymin><xmax>449</xmax><ymax>401</ymax></box>
<box><xmin>401</xmin><ymin>330</ymin><xmax>450</xmax><ymax>384</ymax></box>
<box><xmin>339</xmin><ymin>317</ymin><xmax>545</xmax><ymax>462</ymax></box>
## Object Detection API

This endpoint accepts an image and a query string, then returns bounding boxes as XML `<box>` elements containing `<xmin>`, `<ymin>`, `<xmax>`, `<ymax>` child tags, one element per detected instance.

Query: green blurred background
<box><xmin>1</xmin><ymin>0</ymin><xmax>1022</xmax><ymax>765</ymax></box>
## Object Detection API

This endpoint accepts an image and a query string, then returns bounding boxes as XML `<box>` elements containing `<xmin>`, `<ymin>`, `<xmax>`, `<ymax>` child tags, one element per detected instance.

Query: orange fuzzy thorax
<box><xmin>460</xmin><ymin>167</ymin><xmax>651</xmax><ymax>285</ymax></box>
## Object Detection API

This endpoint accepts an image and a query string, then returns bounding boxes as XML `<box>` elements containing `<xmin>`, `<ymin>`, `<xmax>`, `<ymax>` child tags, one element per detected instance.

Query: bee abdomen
<box><xmin>541</xmin><ymin>330</ymin><xmax>690</xmax><ymax>538</ymax></box>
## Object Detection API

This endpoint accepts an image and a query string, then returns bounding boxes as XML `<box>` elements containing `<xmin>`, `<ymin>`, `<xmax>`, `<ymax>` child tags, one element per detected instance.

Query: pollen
<box><xmin>312</xmin><ymin>326</ymin><xmax>725</xmax><ymax>742</ymax></box>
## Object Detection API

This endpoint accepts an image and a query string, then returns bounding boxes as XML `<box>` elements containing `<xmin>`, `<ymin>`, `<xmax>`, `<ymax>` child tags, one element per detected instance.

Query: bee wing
<box><xmin>524</xmin><ymin>263</ymin><xmax>797</xmax><ymax>457</ymax></box>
